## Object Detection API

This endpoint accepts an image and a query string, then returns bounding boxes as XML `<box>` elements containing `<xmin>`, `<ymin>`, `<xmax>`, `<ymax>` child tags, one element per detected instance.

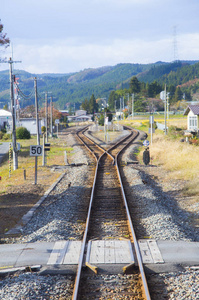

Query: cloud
<box><xmin>1</xmin><ymin>31</ymin><xmax>199</xmax><ymax>74</ymax></box>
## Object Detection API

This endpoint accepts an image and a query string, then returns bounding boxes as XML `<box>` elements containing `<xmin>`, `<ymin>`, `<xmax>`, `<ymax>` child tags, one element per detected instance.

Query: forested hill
<box><xmin>0</xmin><ymin>60</ymin><xmax>198</xmax><ymax>109</ymax></box>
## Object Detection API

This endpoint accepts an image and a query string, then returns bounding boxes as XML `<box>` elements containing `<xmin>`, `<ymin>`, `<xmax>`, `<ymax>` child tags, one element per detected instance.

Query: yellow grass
<box><xmin>120</xmin><ymin>116</ymin><xmax>199</xmax><ymax>196</ymax></box>
<box><xmin>142</xmin><ymin>134</ymin><xmax>199</xmax><ymax>196</ymax></box>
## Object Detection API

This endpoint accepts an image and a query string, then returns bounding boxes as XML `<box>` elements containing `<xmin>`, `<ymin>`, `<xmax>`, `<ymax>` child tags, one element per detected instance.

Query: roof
<box><xmin>0</xmin><ymin>109</ymin><xmax>12</xmax><ymax>117</ymax></box>
<box><xmin>184</xmin><ymin>105</ymin><xmax>199</xmax><ymax>116</ymax></box>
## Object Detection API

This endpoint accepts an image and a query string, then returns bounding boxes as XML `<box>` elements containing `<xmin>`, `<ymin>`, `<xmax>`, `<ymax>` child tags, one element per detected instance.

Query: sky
<box><xmin>0</xmin><ymin>0</ymin><xmax>199</xmax><ymax>74</ymax></box>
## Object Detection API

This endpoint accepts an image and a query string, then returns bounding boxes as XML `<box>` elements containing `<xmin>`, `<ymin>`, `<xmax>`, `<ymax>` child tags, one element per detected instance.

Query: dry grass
<box><xmin>120</xmin><ymin>116</ymin><xmax>199</xmax><ymax>196</ymax></box>
<box><xmin>140</xmin><ymin>133</ymin><xmax>199</xmax><ymax>196</ymax></box>
<box><xmin>0</xmin><ymin>133</ymin><xmax>73</xmax><ymax>194</ymax></box>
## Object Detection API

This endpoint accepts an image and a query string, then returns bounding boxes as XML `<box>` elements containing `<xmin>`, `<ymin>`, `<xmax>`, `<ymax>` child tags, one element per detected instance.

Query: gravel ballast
<box><xmin>0</xmin><ymin>129</ymin><xmax>198</xmax><ymax>300</ymax></box>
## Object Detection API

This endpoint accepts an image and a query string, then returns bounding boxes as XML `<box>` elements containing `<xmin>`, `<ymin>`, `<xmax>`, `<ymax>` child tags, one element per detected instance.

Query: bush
<box><xmin>3</xmin><ymin>133</ymin><xmax>11</xmax><ymax>140</ymax></box>
<box><xmin>16</xmin><ymin>127</ymin><xmax>31</xmax><ymax>139</ymax></box>
<box><xmin>0</xmin><ymin>131</ymin><xmax>4</xmax><ymax>139</ymax></box>
<box><xmin>41</xmin><ymin>126</ymin><xmax>46</xmax><ymax>133</ymax></box>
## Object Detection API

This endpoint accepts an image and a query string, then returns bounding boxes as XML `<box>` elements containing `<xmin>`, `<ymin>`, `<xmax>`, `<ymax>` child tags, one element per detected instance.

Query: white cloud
<box><xmin>1</xmin><ymin>31</ymin><xmax>199</xmax><ymax>74</ymax></box>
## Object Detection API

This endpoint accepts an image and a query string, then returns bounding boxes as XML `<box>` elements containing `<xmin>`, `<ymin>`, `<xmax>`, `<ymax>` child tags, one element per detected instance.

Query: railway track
<box><xmin>73</xmin><ymin>126</ymin><xmax>151</xmax><ymax>300</ymax></box>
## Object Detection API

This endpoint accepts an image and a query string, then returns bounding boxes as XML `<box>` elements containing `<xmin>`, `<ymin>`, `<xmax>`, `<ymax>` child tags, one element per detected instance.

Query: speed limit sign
<box><xmin>30</xmin><ymin>145</ymin><xmax>43</xmax><ymax>156</ymax></box>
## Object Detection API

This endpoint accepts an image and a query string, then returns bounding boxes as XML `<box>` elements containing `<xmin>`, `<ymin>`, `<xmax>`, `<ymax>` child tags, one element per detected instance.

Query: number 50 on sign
<box><xmin>30</xmin><ymin>145</ymin><xmax>43</xmax><ymax>156</ymax></box>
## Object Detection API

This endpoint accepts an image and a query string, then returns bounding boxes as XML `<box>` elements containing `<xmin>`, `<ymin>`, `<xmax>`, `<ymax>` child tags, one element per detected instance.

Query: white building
<box><xmin>68</xmin><ymin>110</ymin><xmax>92</xmax><ymax>122</ymax></box>
<box><xmin>18</xmin><ymin>118</ymin><xmax>45</xmax><ymax>135</ymax></box>
<box><xmin>0</xmin><ymin>109</ymin><xmax>12</xmax><ymax>130</ymax></box>
<box><xmin>184</xmin><ymin>105</ymin><xmax>199</xmax><ymax>133</ymax></box>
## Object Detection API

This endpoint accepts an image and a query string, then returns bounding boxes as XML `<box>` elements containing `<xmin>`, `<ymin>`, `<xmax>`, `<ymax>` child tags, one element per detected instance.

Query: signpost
<box><xmin>55</xmin><ymin>119</ymin><xmax>59</xmax><ymax>137</ymax></box>
<box><xmin>149</xmin><ymin>116</ymin><xmax>155</xmax><ymax>144</ymax></box>
<box><xmin>30</xmin><ymin>145</ymin><xmax>43</xmax><ymax>184</ymax></box>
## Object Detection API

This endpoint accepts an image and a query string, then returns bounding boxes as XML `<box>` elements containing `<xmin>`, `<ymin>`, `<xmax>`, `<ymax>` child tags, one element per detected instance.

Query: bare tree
<box><xmin>0</xmin><ymin>20</ymin><xmax>10</xmax><ymax>47</ymax></box>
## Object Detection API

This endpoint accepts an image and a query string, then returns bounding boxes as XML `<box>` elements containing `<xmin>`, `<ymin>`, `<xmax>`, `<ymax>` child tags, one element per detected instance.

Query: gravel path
<box><xmin>0</xmin><ymin>128</ymin><xmax>198</xmax><ymax>300</ymax></box>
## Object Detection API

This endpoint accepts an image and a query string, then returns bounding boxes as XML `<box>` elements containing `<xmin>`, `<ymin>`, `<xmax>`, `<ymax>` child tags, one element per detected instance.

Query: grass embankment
<box><xmin>122</xmin><ymin>116</ymin><xmax>199</xmax><ymax>196</ymax></box>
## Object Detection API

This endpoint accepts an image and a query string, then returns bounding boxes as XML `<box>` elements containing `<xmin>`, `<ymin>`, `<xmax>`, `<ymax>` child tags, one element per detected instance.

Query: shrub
<box><xmin>16</xmin><ymin>127</ymin><xmax>31</xmax><ymax>139</ymax></box>
<box><xmin>0</xmin><ymin>131</ymin><xmax>4</xmax><ymax>139</ymax></box>
<box><xmin>41</xmin><ymin>126</ymin><xmax>46</xmax><ymax>133</ymax></box>
<box><xmin>3</xmin><ymin>133</ymin><xmax>11</xmax><ymax>140</ymax></box>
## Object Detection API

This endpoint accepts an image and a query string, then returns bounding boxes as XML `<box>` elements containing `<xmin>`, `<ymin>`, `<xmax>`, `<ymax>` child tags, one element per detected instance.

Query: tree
<box><xmin>148</xmin><ymin>81</ymin><xmax>162</xmax><ymax>97</ymax></box>
<box><xmin>89</xmin><ymin>94</ymin><xmax>98</xmax><ymax>114</ymax></box>
<box><xmin>81</xmin><ymin>98</ymin><xmax>90</xmax><ymax>113</ymax></box>
<box><xmin>39</xmin><ymin>106</ymin><xmax>62</xmax><ymax>125</ymax></box>
<box><xmin>129</xmin><ymin>76</ymin><xmax>140</xmax><ymax>94</ymax></box>
<box><xmin>174</xmin><ymin>87</ymin><xmax>183</xmax><ymax>103</ymax></box>
<box><xmin>108</xmin><ymin>91</ymin><xmax>120</xmax><ymax>111</ymax></box>
<box><xmin>0</xmin><ymin>21</ymin><xmax>10</xmax><ymax>48</ymax></box>
<box><xmin>134</xmin><ymin>95</ymin><xmax>147</xmax><ymax>112</ymax></box>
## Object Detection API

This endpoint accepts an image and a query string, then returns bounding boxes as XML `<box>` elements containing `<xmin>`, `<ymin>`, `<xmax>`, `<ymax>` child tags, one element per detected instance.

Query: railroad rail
<box><xmin>72</xmin><ymin>126</ymin><xmax>151</xmax><ymax>299</ymax></box>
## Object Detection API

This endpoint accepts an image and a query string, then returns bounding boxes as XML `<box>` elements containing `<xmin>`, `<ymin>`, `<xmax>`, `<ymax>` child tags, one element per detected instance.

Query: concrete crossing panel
<box><xmin>88</xmin><ymin>240</ymin><xmax>134</xmax><ymax>264</ymax></box>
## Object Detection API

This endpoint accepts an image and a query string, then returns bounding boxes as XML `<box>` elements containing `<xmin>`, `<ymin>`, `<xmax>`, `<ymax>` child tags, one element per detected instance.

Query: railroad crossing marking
<box><xmin>47</xmin><ymin>241</ymin><xmax>81</xmax><ymax>265</ymax></box>
<box><xmin>138</xmin><ymin>239</ymin><xmax>164</xmax><ymax>264</ymax></box>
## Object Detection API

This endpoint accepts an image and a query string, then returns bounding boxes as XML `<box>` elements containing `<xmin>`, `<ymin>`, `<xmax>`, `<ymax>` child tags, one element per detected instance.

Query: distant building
<box><xmin>75</xmin><ymin>110</ymin><xmax>87</xmax><ymax>117</ymax></box>
<box><xmin>18</xmin><ymin>118</ymin><xmax>45</xmax><ymax>135</ymax></box>
<box><xmin>0</xmin><ymin>109</ymin><xmax>12</xmax><ymax>130</ymax></box>
<box><xmin>184</xmin><ymin>104</ymin><xmax>199</xmax><ymax>133</ymax></box>
<box><xmin>68</xmin><ymin>110</ymin><xmax>92</xmax><ymax>122</ymax></box>
<box><xmin>59</xmin><ymin>110</ymin><xmax>69</xmax><ymax>117</ymax></box>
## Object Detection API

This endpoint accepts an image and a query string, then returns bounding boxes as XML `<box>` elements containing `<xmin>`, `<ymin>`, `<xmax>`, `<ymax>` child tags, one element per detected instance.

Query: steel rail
<box><xmin>72</xmin><ymin>129</ymin><xmax>106</xmax><ymax>300</ymax></box>
<box><xmin>76</xmin><ymin>126</ymin><xmax>106</xmax><ymax>161</ymax></box>
<box><xmin>113</xmin><ymin>129</ymin><xmax>151</xmax><ymax>300</ymax></box>
<box><xmin>73</xmin><ymin>125</ymin><xmax>151</xmax><ymax>300</ymax></box>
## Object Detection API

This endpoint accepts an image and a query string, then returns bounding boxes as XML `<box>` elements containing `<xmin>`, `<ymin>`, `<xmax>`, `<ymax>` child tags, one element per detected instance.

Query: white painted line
<box><xmin>47</xmin><ymin>241</ymin><xmax>69</xmax><ymax>265</ymax></box>
<box><xmin>148</xmin><ymin>240</ymin><xmax>164</xmax><ymax>264</ymax></box>
<box><xmin>63</xmin><ymin>241</ymin><xmax>82</xmax><ymax>264</ymax></box>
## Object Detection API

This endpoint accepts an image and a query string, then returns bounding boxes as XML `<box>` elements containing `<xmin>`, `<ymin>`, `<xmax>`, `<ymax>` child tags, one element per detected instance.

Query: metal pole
<box><xmin>35</xmin><ymin>156</ymin><xmax>37</xmax><ymax>185</ymax></box>
<box><xmin>50</xmin><ymin>96</ymin><xmax>53</xmax><ymax>137</ymax></box>
<box><xmin>45</xmin><ymin>92</ymin><xmax>48</xmax><ymax>143</ymax></box>
<box><xmin>9</xmin><ymin>57</ymin><xmax>18</xmax><ymax>170</ymax></box>
<box><xmin>34</xmin><ymin>77</ymin><xmax>40</xmax><ymax>145</ymax></box>
<box><xmin>164</xmin><ymin>85</ymin><xmax>167</xmax><ymax>135</ymax></box>
<box><xmin>42</xmin><ymin>134</ymin><xmax>45</xmax><ymax>166</ymax></box>
<box><xmin>9</xmin><ymin>143</ymin><xmax>11</xmax><ymax>177</ymax></box>
<box><xmin>132</xmin><ymin>93</ymin><xmax>134</xmax><ymax>120</ymax></box>
<box><xmin>120</xmin><ymin>98</ymin><xmax>121</xmax><ymax>120</ymax></box>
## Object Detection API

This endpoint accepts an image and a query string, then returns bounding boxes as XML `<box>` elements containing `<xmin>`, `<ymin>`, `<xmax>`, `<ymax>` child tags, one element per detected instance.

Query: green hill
<box><xmin>0</xmin><ymin>60</ymin><xmax>198</xmax><ymax>110</ymax></box>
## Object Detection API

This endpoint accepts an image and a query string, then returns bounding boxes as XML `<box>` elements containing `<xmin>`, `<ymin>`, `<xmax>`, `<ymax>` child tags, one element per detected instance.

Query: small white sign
<box><xmin>143</xmin><ymin>140</ymin><xmax>150</xmax><ymax>147</ymax></box>
<box><xmin>55</xmin><ymin>119</ymin><xmax>59</xmax><ymax>124</ymax></box>
<box><xmin>30</xmin><ymin>145</ymin><xmax>43</xmax><ymax>156</ymax></box>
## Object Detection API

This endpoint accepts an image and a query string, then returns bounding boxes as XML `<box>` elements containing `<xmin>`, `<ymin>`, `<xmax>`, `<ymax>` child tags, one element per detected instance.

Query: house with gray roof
<box><xmin>184</xmin><ymin>104</ymin><xmax>199</xmax><ymax>133</ymax></box>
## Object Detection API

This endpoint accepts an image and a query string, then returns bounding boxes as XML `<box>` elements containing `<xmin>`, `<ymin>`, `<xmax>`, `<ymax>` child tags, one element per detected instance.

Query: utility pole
<box><xmin>34</xmin><ymin>77</ymin><xmax>40</xmax><ymax>145</ymax></box>
<box><xmin>45</xmin><ymin>92</ymin><xmax>48</xmax><ymax>142</ymax></box>
<box><xmin>50</xmin><ymin>96</ymin><xmax>53</xmax><ymax>137</ymax></box>
<box><xmin>120</xmin><ymin>98</ymin><xmax>122</xmax><ymax>120</ymax></box>
<box><xmin>132</xmin><ymin>93</ymin><xmax>134</xmax><ymax>120</ymax></box>
<box><xmin>164</xmin><ymin>84</ymin><xmax>167</xmax><ymax>135</ymax></box>
<box><xmin>8</xmin><ymin>57</ymin><xmax>21</xmax><ymax>170</ymax></box>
